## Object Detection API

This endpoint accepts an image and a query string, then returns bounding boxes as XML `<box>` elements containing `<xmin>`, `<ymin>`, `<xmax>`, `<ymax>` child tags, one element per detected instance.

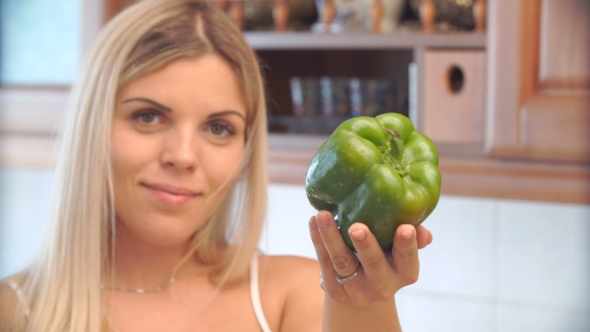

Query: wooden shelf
<box><xmin>267</xmin><ymin>134</ymin><xmax>590</xmax><ymax>205</ymax></box>
<box><xmin>245</xmin><ymin>31</ymin><xmax>486</xmax><ymax>50</ymax></box>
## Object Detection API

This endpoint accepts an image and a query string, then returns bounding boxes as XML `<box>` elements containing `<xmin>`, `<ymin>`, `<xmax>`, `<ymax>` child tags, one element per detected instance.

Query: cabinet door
<box><xmin>421</xmin><ymin>50</ymin><xmax>486</xmax><ymax>147</ymax></box>
<box><xmin>487</xmin><ymin>0</ymin><xmax>590</xmax><ymax>162</ymax></box>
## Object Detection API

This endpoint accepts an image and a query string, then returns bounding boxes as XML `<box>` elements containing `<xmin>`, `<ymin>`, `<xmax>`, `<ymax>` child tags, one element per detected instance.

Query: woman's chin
<box><xmin>115</xmin><ymin>215</ymin><xmax>206</xmax><ymax>249</ymax></box>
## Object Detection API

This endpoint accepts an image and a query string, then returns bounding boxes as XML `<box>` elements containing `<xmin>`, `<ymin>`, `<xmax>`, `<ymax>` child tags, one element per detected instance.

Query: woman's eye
<box><xmin>133</xmin><ymin>110</ymin><xmax>162</xmax><ymax>125</ymax></box>
<box><xmin>209</xmin><ymin>122</ymin><xmax>234</xmax><ymax>136</ymax></box>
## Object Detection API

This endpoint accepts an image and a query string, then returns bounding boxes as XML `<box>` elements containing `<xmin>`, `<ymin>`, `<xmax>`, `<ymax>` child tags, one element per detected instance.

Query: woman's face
<box><xmin>111</xmin><ymin>55</ymin><xmax>247</xmax><ymax>247</ymax></box>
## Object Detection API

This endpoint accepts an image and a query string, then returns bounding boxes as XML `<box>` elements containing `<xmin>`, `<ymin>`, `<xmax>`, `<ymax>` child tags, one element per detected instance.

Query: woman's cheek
<box><xmin>209</xmin><ymin>148</ymin><xmax>244</xmax><ymax>186</ymax></box>
<box><xmin>112</xmin><ymin>127</ymin><xmax>157</xmax><ymax>170</ymax></box>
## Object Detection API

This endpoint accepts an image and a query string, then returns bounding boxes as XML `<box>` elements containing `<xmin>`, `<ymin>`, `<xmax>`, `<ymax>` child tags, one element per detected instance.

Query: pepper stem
<box><xmin>380</xmin><ymin>128</ymin><xmax>408</xmax><ymax>178</ymax></box>
<box><xmin>379</xmin><ymin>129</ymin><xmax>407</xmax><ymax>178</ymax></box>
<box><xmin>385</xmin><ymin>128</ymin><xmax>404</xmax><ymax>162</ymax></box>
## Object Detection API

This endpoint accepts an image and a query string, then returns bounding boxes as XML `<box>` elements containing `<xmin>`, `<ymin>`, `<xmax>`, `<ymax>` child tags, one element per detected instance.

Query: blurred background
<box><xmin>1</xmin><ymin>0</ymin><xmax>589</xmax><ymax>331</ymax></box>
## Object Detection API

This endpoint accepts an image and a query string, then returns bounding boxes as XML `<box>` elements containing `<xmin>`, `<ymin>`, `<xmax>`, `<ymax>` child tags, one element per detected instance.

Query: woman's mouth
<box><xmin>141</xmin><ymin>183</ymin><xmax>201</xmax><ymax>207</ymax></box>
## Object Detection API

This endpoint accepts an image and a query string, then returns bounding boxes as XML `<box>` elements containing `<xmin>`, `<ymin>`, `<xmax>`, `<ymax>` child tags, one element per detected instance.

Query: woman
<box><xmin>0</xmin><ymin>1</ymin><xmax>433</xmax><ymax>331</ymax></box>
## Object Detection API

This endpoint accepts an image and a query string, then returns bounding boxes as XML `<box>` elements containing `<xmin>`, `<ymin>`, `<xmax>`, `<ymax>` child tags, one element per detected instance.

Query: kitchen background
<box><xmin>1</xmin><ymin>1</ymin><xmax>589</xmax><ymax>331</ymax></box>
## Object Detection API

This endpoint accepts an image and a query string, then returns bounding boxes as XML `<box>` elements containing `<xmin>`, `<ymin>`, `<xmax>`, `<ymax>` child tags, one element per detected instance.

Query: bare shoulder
<box><xmin>257</xmin><ymin>255</ymin><xmax>321</xmax><ymax>295</ymax></box>
<box><xmin>0</xmin><ymin>273</ymin><xmax>28</xmax><ymax>331</ymax></box>
<box><xmin>258</xmin><ymin>255</ymin><xmax>323</xmax><ymax>332</ymax></box>
<box><xmin>258</xmin><ymin>255</ymin><xmax>320</xmax><ymax>281</ymax></box>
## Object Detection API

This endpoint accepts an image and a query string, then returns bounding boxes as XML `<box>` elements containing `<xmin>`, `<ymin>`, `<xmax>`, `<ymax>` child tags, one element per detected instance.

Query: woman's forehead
<box><xmin>118</xmin><ymin>56</ymin><xmax>248</xmax><ymax>117</ymax></box>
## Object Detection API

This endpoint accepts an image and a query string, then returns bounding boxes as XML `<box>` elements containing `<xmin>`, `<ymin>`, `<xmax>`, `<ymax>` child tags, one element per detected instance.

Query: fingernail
<box><xmin>317</xmin><ymin>214</ymin><xmax>330</xmax><ymax>230</ymax></box>
<box><xmin>401</xmin><ymin>229</ymin><xmax>414</xmax><ymax>240</ymax></box>
<box><xmin>309</xmin><ymin>216</ymin><xmax>318</xmax><ymax>231</ymax></box>
<box><xmin>350</xmin><ymin>230</ymin><xmax>366</xmax><ymax>241</ymax></box>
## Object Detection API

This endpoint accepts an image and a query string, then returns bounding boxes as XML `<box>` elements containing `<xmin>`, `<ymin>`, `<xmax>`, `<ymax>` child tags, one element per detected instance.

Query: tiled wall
<box><xmin>263</xmin><ymin>184</ymin><xmax>590</xmax><ymax>332</ymax></box>
<box><xmin>1</xmin><ymin>169</ymin><xmax>589</xmax><ymax>331</ymax></box>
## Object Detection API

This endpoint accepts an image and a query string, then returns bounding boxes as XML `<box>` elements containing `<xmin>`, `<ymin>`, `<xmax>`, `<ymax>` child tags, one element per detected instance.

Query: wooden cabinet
<box><xmin>420</xmin><ymin>49</ymin><xmax>486</xmax><ymax>146</ymax></box>
<box><xmin>487</xmin><ymin>0</ymin><xmax>590</xmax><ymax>163</ymax></box>
<box><xmin>261</xmin><ymin>0</ymin><xmax>590</xmax><ymax>204</ymax></box>
<box><xmin>249</xmin><ymin>32</ymin><xmax>483</xmax><ymax>137</ymax></box>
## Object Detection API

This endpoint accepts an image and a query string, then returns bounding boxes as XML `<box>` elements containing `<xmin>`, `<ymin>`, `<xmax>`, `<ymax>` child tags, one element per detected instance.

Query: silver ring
<box><xmin>335</xmin><ymin>263</ymin><xmax>360</xmax><ymax>284</ymax></box>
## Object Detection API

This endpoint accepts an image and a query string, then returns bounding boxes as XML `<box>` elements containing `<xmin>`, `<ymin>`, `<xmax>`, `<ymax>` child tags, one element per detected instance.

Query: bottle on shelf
<box><xmin>419</xmin><ymin>0</ymin><xmax>436</xmax><ymax>33</ymax></box>
<box><xmin>273</xmin><ymin>0</ymin><xmax>290</xmax><ymax>32</ymax></box>
<box><xmin>473</xmin><ymin>0</ymin><xmax>487</xmax><ymax>33</ymax></box>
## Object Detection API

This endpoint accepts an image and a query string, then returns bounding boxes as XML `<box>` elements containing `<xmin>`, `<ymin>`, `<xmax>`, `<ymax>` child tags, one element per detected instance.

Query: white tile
<box><xmin>497</xmin><ymin>200</ymin><xmax>590</xmax><ymax>312</ymax></box>
<box><xmin>497</xmin><ymin>304</ymin><xmax>590</xmax><ymax>332</ymax></box>
<box><xmin>0</xmin><ymin>167</ymin><xmax>55</xmax><ymax>278</ymax></box>
<box><xmin>397</xmin><ymin>292</ymin><xmax>494</xmax><ymax>332</ymax></box>
<box><xmin>409</xmin><ymin>195</ymin><xmax>498</xmax><ymax>298</ymax></box>
<box><xmin>261</xmin><ymin>184</ymin><xmax>319</xmax><ymax>260</ymax></box>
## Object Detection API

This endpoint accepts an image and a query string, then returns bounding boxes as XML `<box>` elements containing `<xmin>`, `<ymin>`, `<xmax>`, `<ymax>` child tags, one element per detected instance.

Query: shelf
<box><xmin>245</xmin><ymin>31</ymin><xmax>486</xmax><ymax>50</ymax></box>
<box><xmin>267</xmin><ymin>134</ymin><xmax>590</xmax><ymax>205</ymax></box>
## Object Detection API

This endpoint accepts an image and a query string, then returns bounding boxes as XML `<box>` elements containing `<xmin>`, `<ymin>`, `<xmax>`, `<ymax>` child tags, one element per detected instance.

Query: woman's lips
<box><xmin>141</xmin><ymin>183</ymin><xmax>201</xmax><ymax>207</ymax></box>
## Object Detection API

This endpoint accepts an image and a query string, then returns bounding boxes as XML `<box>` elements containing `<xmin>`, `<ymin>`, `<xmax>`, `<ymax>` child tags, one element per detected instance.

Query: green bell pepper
<box><xmin>305</xmin><ymin>113</ymin><xmax>441</xmax><ymax>251</ymax></box>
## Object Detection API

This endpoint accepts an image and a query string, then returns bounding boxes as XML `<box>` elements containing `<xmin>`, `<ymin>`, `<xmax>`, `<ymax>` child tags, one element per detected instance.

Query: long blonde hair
<box><xmin>14</xmin><ymin>1</ymin><xmax>268</xmax><ymax>331</ymax></box>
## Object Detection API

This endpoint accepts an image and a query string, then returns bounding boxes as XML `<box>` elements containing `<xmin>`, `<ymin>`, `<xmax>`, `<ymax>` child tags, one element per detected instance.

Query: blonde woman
<box><xmin>0</xmin><ymin>1</ymin><xmax>433</xmax><ymax>331</ymax></box>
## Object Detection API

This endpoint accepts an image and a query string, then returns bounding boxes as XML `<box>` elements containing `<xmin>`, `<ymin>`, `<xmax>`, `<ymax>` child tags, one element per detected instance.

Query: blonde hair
<box><xmin>12</xmin><ymin>1</ymin><xmax>268</xmax><ymax>331</ymax></box>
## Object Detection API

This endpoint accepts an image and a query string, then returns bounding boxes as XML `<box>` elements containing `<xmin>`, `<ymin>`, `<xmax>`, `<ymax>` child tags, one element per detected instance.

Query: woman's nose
<box><xmin>160</xmin><ymin>129</ymin><xmax>199</xmax><ymax>172</ymax></box>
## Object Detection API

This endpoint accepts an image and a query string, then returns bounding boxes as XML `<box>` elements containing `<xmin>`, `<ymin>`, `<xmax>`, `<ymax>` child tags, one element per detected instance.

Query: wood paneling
<box><xmin>521</xmin><ymin>95</ymin><xmax>590</xmax><ymax>160</ymax></box>
<box><xmin>437</xmin><ymin>155</ymin><xmax>590</xmax><ymax>205</ymax></box>
<box><xmin>539</xmin><ymin>0</ymin><xmax>590</xmax><ymax>90</ymax></box>
<box><xmin>485</xmin><ymin>0</ymin><xmax>521</xmax><ymax>154</ymax></box>
<box><xmin>104</xmin><ymin>0</ymin><xmax>136</xmax><ymax>23</ymax></box>
<box><xmin>487</xmin><ymin>0</ymin><xmax>590</xmax><ymax>162</ymax></box>
<box><xmin>422</xmin><ymin>50</ymin><xmax>486</xmax><ymax>145</ymax></box>
<box><xmin>518</xmin><ymin>0</ymin><xmax>541</xmax><ymax>104</ymax></box>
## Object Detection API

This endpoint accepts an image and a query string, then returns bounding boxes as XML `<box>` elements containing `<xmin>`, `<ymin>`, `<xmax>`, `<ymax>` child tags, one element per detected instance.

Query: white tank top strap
<box><xmin>8</xmin><ymin>280</ymin><xmax>31</xmax><ymax>318</ymax></box>
<box><xmin>250</xmin><ymin>254</ymin><xmax>272</xmax><ymax>332</ymax></box>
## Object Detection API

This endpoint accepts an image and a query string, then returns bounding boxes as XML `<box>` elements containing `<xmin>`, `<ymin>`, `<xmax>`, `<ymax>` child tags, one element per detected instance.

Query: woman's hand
<box><xmin>309</xmin><ymin>210</ymin><xmax>432</xmax><ymax>308</ymax></box>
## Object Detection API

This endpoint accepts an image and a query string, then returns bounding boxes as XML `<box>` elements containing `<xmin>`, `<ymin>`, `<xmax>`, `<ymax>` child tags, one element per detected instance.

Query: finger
<box><xmin>348</xmin><ymin>223</ymin><xmax>396</xmax><ymax>300</ymax></box>
<box><xmin>349</xmin><ymin>223</ymin><xmax>390</xmax><ymax>276</ymax></box>
<box><xmin>316</xmin><ymin>211</ymin><xmax>359</xmax><ymax>279</ymax></box>
<box><xmin>309</xmin><ymin>216</ymin><xmax>348</xmax><ymax>299</ymax></box>
<box><xmin>392</xmin><ymin>224</ymin><xmax>420</xmax><ymax>286</ymax></box>
<box><xmin>309</xmin><ymin>216</ymin><xmax>337</xmax><ymax>278</ymax></box>
<box><xmin>416</xmin><ymin>225</ymin><xmax>433</xmax><ymax>249</ymax></box>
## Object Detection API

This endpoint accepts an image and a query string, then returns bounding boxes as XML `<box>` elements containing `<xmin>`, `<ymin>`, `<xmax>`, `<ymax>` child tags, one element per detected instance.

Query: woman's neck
<box><xmin>105</xmin><ymin>221</ymin><xmax>201</xmax><ymax>290</ymax></box>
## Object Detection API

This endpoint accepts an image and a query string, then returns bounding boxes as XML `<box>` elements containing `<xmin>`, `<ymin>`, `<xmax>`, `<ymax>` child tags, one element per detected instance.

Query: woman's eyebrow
<box><xmin>123</xmin><ymin>97</ymin><xmax>172</xmax><ymax>113</ymax></box>
<box><xmin>208</xmin><ymin>110</ymin><xmax>246</xmax><ymax>121</ymax></box>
